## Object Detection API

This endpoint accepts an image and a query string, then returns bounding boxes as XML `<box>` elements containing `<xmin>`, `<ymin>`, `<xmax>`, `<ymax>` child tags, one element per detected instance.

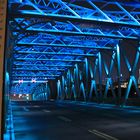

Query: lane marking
<box><xmin>88</xmin><ymin>129</ymin><xmax>118</xmax><ymax>140</ymax></box>
<box><xmin>42</xmin><ymin>109</ymin><xmax>51</xmax><ymax>113</ymax></box>
<box><xmin>23</xmin><ymin>107</ymin><xmax>29</xmax><ymax>111</ymax></box>
<box><xmin>34</xmin><ymin>105</ymin><xmax>40</xmax><ymax>108</ymax></box>
<box><xmin>88</xmin><ymin>130</ymin><xmax>109</xmax><ymax>140</ymax></box>
<box><xmin>58</xmin><ymin>116</ymin><xmax>72</xmax><ymax>122</ymax></box>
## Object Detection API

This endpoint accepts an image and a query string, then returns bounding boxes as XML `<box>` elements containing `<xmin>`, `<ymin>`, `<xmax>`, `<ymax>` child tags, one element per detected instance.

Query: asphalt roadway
<box><xmin>11</xmin><ymin>101</ymin><xmax>140</xmax><ymax>140</ymax></box>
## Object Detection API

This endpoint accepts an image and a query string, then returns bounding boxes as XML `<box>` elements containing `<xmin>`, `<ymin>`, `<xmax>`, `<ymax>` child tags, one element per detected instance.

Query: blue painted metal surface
<box><xmin>8</xmin><ymin>0</ymin><xmax>140</xmax><ymax>104</ymax></box>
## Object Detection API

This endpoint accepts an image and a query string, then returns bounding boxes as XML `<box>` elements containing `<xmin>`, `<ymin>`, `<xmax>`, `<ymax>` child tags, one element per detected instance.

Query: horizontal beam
<box><xmin>11</xmin><ymin>76</ymin><xmax>57</xmax><ymax>79</ymax></box>
<box><xmin>12</xmin><ymin>75</ymin><xmax>60</xmax><ymax>77</ymax></box>
<box><xmin>12</xmin><ymin>71</ymin><xmax>61</xmax><ymax>74</ymax></box>
<box><xmin>12</xmin><ymin>76</ymin><xmax>55</xmax><ymax>79</ymax></box>
<box><xmin>9</xmin><ymin>12</ymin><xmax>140</xmax><ymax>29</ymax></box>
<box><xmin>13</xmin><ymin>64</ymin><xmax>74</xmax><ymax>67</ymax></box>
<box><xmin>15</xmin><ymin>51</ymin><xmax>97</xmax><ymax>57</ymax></box>
<box><xmin>12</xmin><ymin>68</ymin><xmax>66</xmax><ymax>71</ymax></box>
<box><xmin>12</xmin><ymin>80</ymin><xmax>50</xmax><ymax>83</ymax></box>
<box><xmin>14</xmin><ymin>58</ymin><xmax>84</xmax><ymax>62</ymax></box>
<box><xmin>21</xmin><ymin>29</ymin><xmax>137</xmax><ymax>40</ymax></box>
<box><xmin>16</xmin><ymin>43</ymin><xmax>115</xmax><ymax>50</ymax></box>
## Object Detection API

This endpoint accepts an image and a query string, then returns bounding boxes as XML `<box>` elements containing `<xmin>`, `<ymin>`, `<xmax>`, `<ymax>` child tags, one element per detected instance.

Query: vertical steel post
<box><xmin>61</xmin><ymin>75</ymin><xmax>65</xmax><ymax>100</ymax></box>
<box><xmin>57</xmin><ymin>80</ymin><xmax>60</xmax><ymax>100</ymax></box>
<box><xmin>72</xmin><ymin>67</ymin><xmax>77</xmax><ymax>101</ymax></box>
<box><xmin>46</xmin><ymin>82</ymin><xmax>50</xmax><ymax>100</ymax></box>
<box><xmin>70</xmin><ymin>68</ymin><xmax>75</xmax><ymax>100</ymax></box>
<box><xmin>98</xmin><ymin>52</ymin><xmax>102</xmax><ymax>102</ymax></box>
<box><xmin>116</xmin><ymin>44</ymin><xmax>121</xmax><ymax>105</ymax></box>
<box><xmin>67</xmin><ymin>69</ymin><xmax>71</xmax><ymax>99</ymax></box>
<box><xmin>46</xmin><ymin>83</ymin><xmax>48</xmax><ymax>100</ymax></box>
<box><xmin>85</xmin><ymin>58</ymin><xmax>89</xmax><ymax>100</ymax></box>
<box><xmin>75</xmin><ymin>64</ymin><xmax>80</xmax><ymax>99</ymax></box>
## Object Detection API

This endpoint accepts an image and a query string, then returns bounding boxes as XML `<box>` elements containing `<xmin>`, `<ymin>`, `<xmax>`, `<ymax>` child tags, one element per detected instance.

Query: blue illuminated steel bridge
<box><xmin>7</xmin><ymin>0</ymin><xmax>140</xmax><ymax>105</ymax></box>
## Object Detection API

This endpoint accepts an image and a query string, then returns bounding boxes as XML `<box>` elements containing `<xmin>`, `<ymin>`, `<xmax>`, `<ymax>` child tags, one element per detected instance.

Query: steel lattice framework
<box><xmin>8</xmin><ymin>0</ymin><xmax>140</xmax><ymax>105</ymax></box>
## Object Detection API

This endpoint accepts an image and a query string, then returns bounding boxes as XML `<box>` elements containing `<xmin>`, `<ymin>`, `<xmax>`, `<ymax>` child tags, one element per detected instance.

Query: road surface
<box><xmin>11</xmin><ymin>101</ymin><xmax>140</xmax><ymax>140</ymax></box>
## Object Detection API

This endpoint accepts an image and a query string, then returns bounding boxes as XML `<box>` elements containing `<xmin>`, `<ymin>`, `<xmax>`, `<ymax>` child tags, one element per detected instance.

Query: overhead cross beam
<box><xmin>15</xmin><ymin>51</ymin><xmax>98</xmax><ymax>57</ymax></box>
<box><xmin>12</xmin><ymin>75</ymin><xmax>60</xmax><ymax>77</ymax></box>
<box><xmin>9</xmin><ymin>0</ymin><xmax>140</xmax><ymax>28</ymax></box>
<box><xmin>12</xmin><ymin>69</ymin><xmax>66</xmax><ymax>71</ymax></box>
<box><xmin>14</xmin><ymin>58</ymin><xmax>84</xmax><ymax>62</ymax></box>
<box><xmin>16</xmin><ymin>43</ymin><xmax>115</xmax><ymax>50</ymax></box>
<box><xmin>10</xmin><ymin>15</ymin><xmax>140</xmax><ymax>41</ymax></box>
<box><xmin>12</xmin><ymin>80</ymin><xmax>50</xmax><ymax>83</ymax></box>
<box><xmin>13</xmin><ymin>64</ymin><xmax>75</xmax><ymax>67</ymax></box>
<box><xmin>19</xmin><ymin>28</ymin><xmax>138</xmax><ymax>40</ymax></box>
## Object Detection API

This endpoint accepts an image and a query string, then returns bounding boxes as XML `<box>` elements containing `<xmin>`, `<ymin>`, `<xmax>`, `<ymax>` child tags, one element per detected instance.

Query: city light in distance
<box><xmin>18</xmin><ymin>80</ymin><xmax>23</xmax><ymax>83</ymax></box>
<box><xmin>31</xmin><ymin>79</ymin><xmax>36</xmax><ymax>83</ymax></box>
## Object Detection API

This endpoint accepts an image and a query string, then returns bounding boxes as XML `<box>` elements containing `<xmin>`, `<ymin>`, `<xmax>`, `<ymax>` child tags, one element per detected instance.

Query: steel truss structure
<box><xmin>8</xmin><ymin>0</ymin><xmax>140</xmax><ymax>105</ymax></box>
